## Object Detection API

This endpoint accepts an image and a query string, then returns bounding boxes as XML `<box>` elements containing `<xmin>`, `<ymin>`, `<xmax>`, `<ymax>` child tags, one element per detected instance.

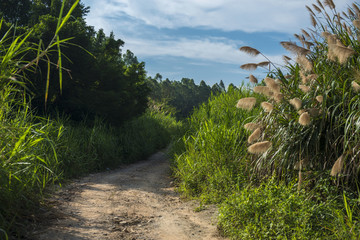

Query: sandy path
<box><xmin>30</xmin><ymin>151</ymin><xmax>226</xmax><ymax>240</ymax></box>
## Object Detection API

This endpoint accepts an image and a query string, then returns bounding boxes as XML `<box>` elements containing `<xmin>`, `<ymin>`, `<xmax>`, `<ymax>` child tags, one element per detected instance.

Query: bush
<box><xmin>173</xmin><ymin>86</ymin><xmax>261</xmax><ymax>202</ymax></box>
<box><xmin>237</xmin><ymin>1</ymin><xmax>360</xmax><ymax>188</ymax></box>
<box><xmin>218</xmin><ymin>179</ymin><xmax>337</xmax><ymax>240</ymax></box>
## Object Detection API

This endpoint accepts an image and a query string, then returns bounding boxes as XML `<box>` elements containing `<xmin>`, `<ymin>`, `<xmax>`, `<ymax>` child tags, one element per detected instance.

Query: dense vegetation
<box><xmin>0</xmin><ymin>1</ymin><xmax>212</xmax><ymax>238</ymax></box>
<box><xmin>147</xmin><ymin>74</ymin><xmax>228</xmax><ymax>119</ymax></box>
<box><xmin>172</xmin><ymin>1</ymin><xmax>360</xmax><ymax>239</ymax></box>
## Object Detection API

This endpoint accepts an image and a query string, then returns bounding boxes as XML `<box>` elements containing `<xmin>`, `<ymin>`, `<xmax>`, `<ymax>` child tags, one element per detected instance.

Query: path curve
<box><xmin>31</xmin><ymin>151</ymin><xmax>226</xmax><ymax>240</ymax></box>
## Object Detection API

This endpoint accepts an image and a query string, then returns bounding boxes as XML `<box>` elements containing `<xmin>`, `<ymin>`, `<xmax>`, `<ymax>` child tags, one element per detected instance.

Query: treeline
<box><xmin>147</xmin><ymin>74</ymin><xmax>231</xmax><ymax>118</ymax></box>
<box><xmin>1</xmin><ymin>0</ymin><xmax>149</xmax><ymax>125</ymax></box>
<box><xmin>0</xmin><ymin>0</ymin><xmax>225</xmax><ymax>124</ymax></box>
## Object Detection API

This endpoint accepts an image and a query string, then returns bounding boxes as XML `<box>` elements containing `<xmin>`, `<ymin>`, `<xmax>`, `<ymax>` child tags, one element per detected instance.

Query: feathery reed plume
<box><xmin>352</xmin><ymin>3</ymin><xmax>360</xmax><ymax>15</ymax></box>
<box><xmin>312</xmin><ymin>4</ymin><xmax>322</xmax><ymax>13</ymax></box>
<box><xmin>352</xmin><ymin>81</ymin><xmax>360</xmax><ymax>92</ymax></box>
<box><xmin>294</xmin><ymin>33</ymin><xmax>304</xmax><ymax>43</ymax></box>
<box><xmin>299</xmin><ymin>85</ymin><xmax>311</xmax><ymax>93</ymax></box>
<box><xmin>272</xmin><ymin>93</ymin><xmax>284</xmax><ymax>103</ymax></box>
<box><xmin>244</xmin><ymin>123</ymin><xmax>261</xmax><ymax>131</ymax></box>
<box><xmin>301</xmin><ymin>29</ymin><xmax>311</xmax><ymax>39</ymax></box>
<box><xmin>272</xmin><ymin>93</ymin><xmax>283</xmax><ymax>103</ymax></box>
<box><xmin>248</xmin><ymin>141</ymin><xmax>272</xmax><ymax>154</ymax></box>
<box><xmin>310</xmin><ymin>14</ymin><xmax>317</xmax><ymax>27</ymax></box>
<box><xmin>240</xmin><ymin>46</ymin><xmax>260</xmax><ymax>56</ymax></box>
<box><xmin>236</xmin><ymin>97</ymin><xmax>257</xmax><ymax>110</ymax></box>
<box><xmin>249</xmin><ymin>74</ymin><xmax>258</xmax><ymax>84</ymax></box>
<box><xmin>281</xmin><ymin>41</ymin><xmax>311</xmax><ymax>55</ymax></box>
<box><xmin>317</xmin><ymin>0</ymin><xmax>324</xmax><ymax>9</ymax></box>
<box><xmin>290</xmin><ymin>98</ymin><xmax>302</xmax><ymax>110</ymax></box>
<box><xmin>257</xmin><ymin>61</ymin><xmax>270</xmax><ymax>68</ymax></box>
<box><xmin>283</xmin><ymin>55</ymin><xmax>292</xmax><ymax>64</ymax></box>
<box><xmin>342</xmin><ymin>11</ymin><xmax>348</xmax><ymax>18</ymax></box>
<box><xmin>264</xmin><ymin>77</ymin><xmax>281</xmax><ymax>93</ymax></box>
<box><xmin>240</xmin><ymin>63</ymin><xmax>258</xmax><ymax>70</ymax></box>
<box><xmin>332</xmin><ymin>44</ymin><xmax>355</xmax><ymax>64</ymax></box>
<box><xmin>248</xmin><ymin>128</ymin><xmax>262</xmax><ymax>144</ymax></box>
<box><xmin>301</xmin><ymin>73</ymin><xmax>317</xmax><ymax>84</ymax></box>
<box><xmin>324</xmin><ymin>11</ymin><xmax>331</xmax><ymax>21</ymax></box>
<box><xmin>296</xmin><ymin>55</ymin><xmax>313</xmax><ymax>72</ymax></box>
<box><xmin>348</xmin><ymin>7</ymin><xmax>355</xmax><ymax>17</ymax></box>
<box><xmin>324</xmin><ymin>0</ymin><xmax>335</xmax><ymax>9</ymax></box>
<box><xmin>322</xmin><ymin>32</ymin><xmax>337</xmax><ymax>45</ymax></box>
<box><xmin>261</xmin><ymin>102</ymin><xmax>274</xmax><ymax>112</ymax></box>
<box><xmin>299</xmin><ymin>112</ymin><xmax>311</xmax><ymax>126</ymax></box>
<box><xmin>330</xmin><ymin>155</ymin><xmax>344</xmax><ymax>176</ymax></box>
<box><xmin>253</xmin><ymin>86</ymin><xmax>273</xmax><ymax>97</ymax></box>
<box><xmin>306</xmin><ymin>5</ymin><xmax>315</xmax><ymax>15</ymax></box>
<box><xmin>353</xmin><ymin>20</ymin><xmax>360</xmax><ymax>29</ymax></box>
<box><xmin>308</xmin><ymin>108</ymin><xmax>321</xmax><ymax>117</ymax></box>
<box><xmin>316</xmin><ymin>95</ymin><xmax>323</xmax><ymax>103</ymax></box>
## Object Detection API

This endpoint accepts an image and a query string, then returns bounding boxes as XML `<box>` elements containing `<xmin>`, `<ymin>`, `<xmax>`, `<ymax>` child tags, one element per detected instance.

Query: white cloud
<box><xmin>123</xmin><ymin>36</ymin><xmax>284</xmax><ymax>66</ymax></box>
<box><xmin>84</xmin><ymin>0</ymin><xmax>353</xmax><ymax>33</ymax></box>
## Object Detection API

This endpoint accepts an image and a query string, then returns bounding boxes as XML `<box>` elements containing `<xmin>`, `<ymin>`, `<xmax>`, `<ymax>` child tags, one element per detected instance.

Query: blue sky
<box><xmin>81</xmin><ymin>0</ymin><xmax>352</xmax><ymax>86</ymax></box>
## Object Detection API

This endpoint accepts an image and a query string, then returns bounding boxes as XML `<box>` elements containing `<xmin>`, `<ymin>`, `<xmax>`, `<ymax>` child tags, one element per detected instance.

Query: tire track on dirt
<box><xmin>31</xmin><ymin>151</ymin><xmax>226</xmax><ymax>240</ymax></box>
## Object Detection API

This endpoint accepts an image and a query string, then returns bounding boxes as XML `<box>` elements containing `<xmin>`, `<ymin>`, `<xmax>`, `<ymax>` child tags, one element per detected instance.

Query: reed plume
<box><xmin>353</xmin><ymin>20</ymin><xmax>360</xmax><ymax>29</ymax></box>
<box><xmin>253</xmin><ymin>86</ymin><xmax>273</xmax><ymax>97</ymax></box>
<box><xmin>248</xmin><ymin>141</ymin><xmax>272</xmax><ymax>154</ymax></box>
<box><xmin>261</xmin><ymin>102</ymin><xmax>274</xmax><ymax>112</ymax></box>
<box><xmin>299</xmin><ymin>85</ymin><xmax>311</xmax><ymax>93</ymax></box>
<box><xmin>316</xmin><ymin>0</ymin><xmax>324</xmax><ymax>9</ymax></box>
<box><xmin>272</xmin><ymin>93</ymin><xmax>283</xmax><ymax>103</ymax></box>
<box><xmin>236</xmin><ymin>97</ymin><xmax>257</xmax><ymax>110</ymax></box>
<box><xmin>248</xmin><ymin>128</ymin><xmax>261</xmax><ymax>144</ymax></box>
<box><xmin>249</xmin><ymin>74</ymin><xmax>258</xmax><ymax>84</ymax></box>
<box><xmin>330</xmin><ymin>155</ymin><xmax>344</xmax><ymax>176</ymax></box>
<box><xmin>310</xmin><ymin>14</ymin><xmax>317</xmax><ymax>27</ymax></box>
<box><xmin>312</xmin><ymin>4</ymin><xmax>322</xmax><ymax>13</ymax></box>
<box><xmin>331</xmin><ymin>44</ymin><xmax>355</xmax><ymax>64</ymax></box>
<box><xmin>264</xmin><ymin>77</ymin><xmax>281</xmax><ymax>93</ymax></box>
<box><xmin>308</xmin><ymin>108</ymin><xmax>321</xmax><ymax>117</ymax></box>
<box><xmin>281</xmin><ymin>41</ymin><xmax>311</xmax><ymax>56</ymax></box>
<box><xmin>352</xmin><ymin>81</ymin><xmax>360</xmax><ymax>92</ymax></box>
<box><xmin>240</xmin><ymin>63</ymin><xmax>258</xmax><ymax>70</ymax></box>
<box><xmin>301</xmin><ymin>29</ymin><xmax>311</xmax><ymax>39</ymax></box>
<box><xmin>244</xmin><ymin>123</ymin><xmax>261</xmax><ymax>131</ymax></box>
<box><xmin>240</xmin><ymin>46</ymin><xmax>260</xmax><ymax>56</ymax></box>
<box><xmin>353</xmin><ymin>3</ymin><xmax>360</xmax><ymax>15</ymax></box>
<box><xmin>299</xmin><ymin>112</ymin><xmax>311</xmax><ymax>126</ymax></box>
<box><xmin>306</xmin><ymin>5</ymin><xmax>315</xmax><ymax>15</ymax></box>
<box><xmin>283</xmin><ymin>55</ymin><xmax>292</xmax><ymax>64</ymax></box>
<box><xmin>324</xmin><ymin>0</ymin><xmax>335</xmax><ymax>9</ymax></box>
<box><xmin>257</xmin><ymin>61</ymin><xmax>270</xmax><ymax>68</ymax></box>
<box><xmin>296</xmin><ymin>55</ymin><xmax>313</xmax><ymax>72</ymax></box>
<box><xmin>316</xmin><ymin>95</ymin><xmax>323</xmax><ymax>103</ymax></box>
<box><xmin>290</xmin><ymin>98</ymin><xmax>302</xmax><ymax>110</ymax></box>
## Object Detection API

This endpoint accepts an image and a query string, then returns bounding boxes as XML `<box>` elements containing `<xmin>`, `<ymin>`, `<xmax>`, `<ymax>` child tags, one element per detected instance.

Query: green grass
<box><xmin>0</xmin><ymin>5</ymin><xmax>183</xmax><ymax>236</ymax></box>
<box><xmin>173</xmin><ymin>86</ymin><xmax>262</xmax><ymax>202</ymax></box>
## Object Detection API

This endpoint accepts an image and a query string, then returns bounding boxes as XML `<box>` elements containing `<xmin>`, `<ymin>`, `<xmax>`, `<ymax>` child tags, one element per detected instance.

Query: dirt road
<box><xmin>31</xmin><ymin>151</ymin><xmax>226</xmax><ymax>240</ymax></box>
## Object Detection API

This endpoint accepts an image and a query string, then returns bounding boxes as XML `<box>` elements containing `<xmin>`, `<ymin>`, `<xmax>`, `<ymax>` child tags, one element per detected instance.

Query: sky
<box><xmin>81</xmin><ymin>0</ymin><xmax>353</xmax><ymax>87</ymax></box>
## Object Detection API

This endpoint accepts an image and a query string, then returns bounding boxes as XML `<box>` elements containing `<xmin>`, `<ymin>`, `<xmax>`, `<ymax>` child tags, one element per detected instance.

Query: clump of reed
<box><xmin>237</xmin><ymin>0</ymin><xmax>360</xmax><ymax>188</ymax></box>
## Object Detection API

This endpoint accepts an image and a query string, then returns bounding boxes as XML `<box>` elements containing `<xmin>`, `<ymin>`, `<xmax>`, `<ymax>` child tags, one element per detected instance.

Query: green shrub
<box><xmin>237</xmin><ymin>1</ymin><xmax>360</xmax><ymax>188</ymax></box>
<box><xmin>173</xmin><ymin>86</ymin><xmax>261</xmax><ymax>202</ymax></box>
<box><xmin>218</xmin><ymin>179</ymin><xmax>336</xmax><ymax>240</ymax></box>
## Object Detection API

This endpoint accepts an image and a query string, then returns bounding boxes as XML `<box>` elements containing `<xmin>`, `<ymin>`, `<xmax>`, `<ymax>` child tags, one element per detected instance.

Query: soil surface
<box><xmin>30</xmin><ymin>151</ymin><xmax>226</xmax><ymax>240</ymax></box>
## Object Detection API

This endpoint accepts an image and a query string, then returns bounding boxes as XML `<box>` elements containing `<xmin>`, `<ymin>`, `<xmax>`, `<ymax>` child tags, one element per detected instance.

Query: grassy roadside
<box><xmin>171</xmin><ymin>2</ymin><xmax>360</xmax><ymax>236</ymax></box>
